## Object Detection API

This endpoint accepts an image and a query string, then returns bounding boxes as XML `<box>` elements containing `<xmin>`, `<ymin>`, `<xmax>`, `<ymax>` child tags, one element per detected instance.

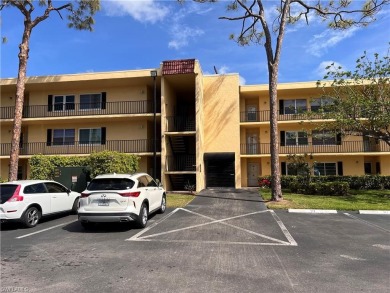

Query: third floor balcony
<box><xmin>240</xmin><ymin>141</ymin><xmax>390</xmax><ymax>155</ymax></box>
<box><xmin>240</xmin><ymin>110</ymin><xmax>328</xmax><ymax>123</ymax></box>
<box><xmin>0</xmin><ymin>100</ymin><xmax>160</xmax><ymax>119</ymax></box>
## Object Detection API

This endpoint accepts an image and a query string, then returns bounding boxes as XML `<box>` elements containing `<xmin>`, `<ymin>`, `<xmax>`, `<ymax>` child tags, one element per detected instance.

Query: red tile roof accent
<box><xmin>162</xmin><ymin>59</ymin><xmax>195</xmax><ymax>75</ymax></box>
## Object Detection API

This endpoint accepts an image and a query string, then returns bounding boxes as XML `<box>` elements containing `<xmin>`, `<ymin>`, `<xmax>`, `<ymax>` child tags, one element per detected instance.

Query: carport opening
<box><xmin>204</xmin><ymin>153</ymin><xmax>235</xmax><ymax>188</ymax></box>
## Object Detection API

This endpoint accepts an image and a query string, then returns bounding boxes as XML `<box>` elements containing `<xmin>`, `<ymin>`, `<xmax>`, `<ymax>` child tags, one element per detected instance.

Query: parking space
<box><xmin>1</xmin><ymin>189</ymin><xmax>389</xmax><ymax>293</ymax></box>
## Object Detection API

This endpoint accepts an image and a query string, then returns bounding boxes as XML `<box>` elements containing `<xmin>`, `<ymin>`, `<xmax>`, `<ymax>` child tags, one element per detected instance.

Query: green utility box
<box><xmin>53</xmin><ymin>167</ymin><xmax>91</xmax><ymax>192</ymax></box>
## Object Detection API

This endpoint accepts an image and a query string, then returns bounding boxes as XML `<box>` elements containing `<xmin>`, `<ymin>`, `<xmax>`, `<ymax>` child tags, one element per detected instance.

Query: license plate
<box><xmin>98</xmin><ymin>200</ymin><xmax>109</xmax><ymax>206</ymax></box>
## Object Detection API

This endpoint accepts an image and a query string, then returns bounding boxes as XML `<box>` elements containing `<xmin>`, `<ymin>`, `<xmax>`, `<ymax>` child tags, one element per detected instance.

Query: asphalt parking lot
<box><xmin>1</xmin><ymin>189</ymin><xmax>389</xmax><ymax>293</ymax></box>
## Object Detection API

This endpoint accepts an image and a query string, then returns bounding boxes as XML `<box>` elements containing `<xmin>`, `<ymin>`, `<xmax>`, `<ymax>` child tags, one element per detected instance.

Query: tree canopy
<box><xmin>1</xmin><ymin>0</ymin><xmax>100</xmax><ymax>181</ymax></box>
<box><xmin>315</xmin><ymin>48</ymin><xmax>390</xmax><ymax>145</ymax></box>
<box><xmin>189</xmin><ymin>0</ymin><xmax>389</xmax><ymax>201</ymax></box>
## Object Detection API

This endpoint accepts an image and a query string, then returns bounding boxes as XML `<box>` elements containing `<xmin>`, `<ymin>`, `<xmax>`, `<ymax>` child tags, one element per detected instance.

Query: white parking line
<box><xmin>127</xmin><ymin>208</ymin><xmax>297</xmax><ymax>246</ymax></box>
<box><xmin>16</xmin><ymin>220</ymin><xmax>77</xmax><ymax>239</ymax></box>
<box><xmin>344</xmin><ymin>213</ymin><xmax>390</xmax><ymax>234</ymax></box>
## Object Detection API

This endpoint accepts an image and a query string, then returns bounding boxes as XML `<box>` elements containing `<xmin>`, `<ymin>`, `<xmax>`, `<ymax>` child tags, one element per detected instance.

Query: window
<box><xmin>79</xmin><ymin>128</ymin><xmax>102</xmax><ymax>145</ymax></box>
<box><xmin>282</xmin><ymin>99</ymin><xmax>307</xmax><ymax>114</ymax></box>
<box><xmin>24</xmin><ymin>183</ymin><xmax>47</xmax><ymax>194</ymax></box>
<box><xmin>87</xmin><ymin>178</ymin><xmax>135</xmax><ymax>191</ymax></box>
<box><xmin>285</xmin><ymin>131</ymin><xmax>308</xmax><ymax>146</ymax></box>
<box><xmin>52</xmin><ymin>129</ymin><xmax>75</xmax><ymax>146</ymax></box>
<box><xmin>312</xmin><ymin>130</ymin><xmax>339</xmax><ymax>145</ymax></box>
<box><xmin>310</xmin><ymin>98</ymin><xmax>333</xmax><ymax>112</ymax></box>
<box><xmin>138</xmin><ymin>176</ymin><xmax>149</xmax><ymax>188</ymax></box>
<box><xmin>80</xmin><ymin>93</ymin><xmax>102</xmax><ymax>110</ymax></box>
<box><xmin>54</xmin><ymin>95</ymin><xmax>75</xmax><ymax>111</ymax></box>
<box><xmin>45</xmin><ymin>182</ymin><xmax>68</xmax><ymax>193</ymax></box>
<box><xmin>313</xmin><ymin>163</ymin><xmax>337</xmax><ymax>176</ymax></box>
<box><xmin>246</xmin><ymin>106</ymin><xmax>258</xmax><ymax>122</ymax></box>
<box><xmin>146</xmin><ymin>175</ymin><xmax>157</xmax><ymax>187</ymax></box>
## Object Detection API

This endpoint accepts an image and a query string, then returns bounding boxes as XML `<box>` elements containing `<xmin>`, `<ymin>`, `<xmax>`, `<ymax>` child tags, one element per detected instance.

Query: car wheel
<box><xmin>71</xmin><ymin>198</ymin><xmax>79</xmax><ymax>214</ymax></box>
<box><xmin>22</xmin><ymin>207</ymin><xmax>41</xmax><ymax>228</ymax></box>
<box><xmin>136</xmin><ymin>203</ymin><xmax>148</xmax><ymax>228</ymax></box>
<box><xmin>158</xmin><ymin>194</ymin><xmax>166</xmax><ymax>214</ymax></box>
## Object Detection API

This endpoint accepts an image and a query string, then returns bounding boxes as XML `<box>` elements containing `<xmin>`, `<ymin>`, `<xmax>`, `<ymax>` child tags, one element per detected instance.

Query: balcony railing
<box><xmin>240</xmin><ymin>110</ymin><xmax>328</xmax><ymax>122</ymax></box>
<box><xmin>240</xmin><ymin>141</ymin><xmax>390</xmax><ymax>155</ymax></box>
<box><xmin>0</xmin><ymin>139</ymin><xmax>161</xmax><ymax>156</ymax></box>
<box><xmin>0</xmin><ymin>100</ymin><xmax>159</xmax><ymax>119</ymax></box>
<box><xmin>166</xmin><ymin>155</ymin><xmax>196</xmax><ymax>172</ymax></box>
<box><xmin>166</xmin><ymin>116</ymin><xmax>195</xmax><ymax>132</ymax></box>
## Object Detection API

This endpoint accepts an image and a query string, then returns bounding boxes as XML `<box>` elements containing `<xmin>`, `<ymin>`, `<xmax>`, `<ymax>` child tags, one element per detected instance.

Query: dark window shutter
<box><xmin>46</xmin><ymin>129</ymin><xmax>52</xmax><ymax>146</ymax></box>
<box><xmin>101</xmin><ymin>92</ymin><xmax>106</xmax><ymax>109</ymax></box>
<box><xmin>376</xmin><ymin>162</ymin><xmax>381</xmax><ymax>174</ymax></box>
<box><xmin>279</xmin><ymin>100</ymin><xmax>284</xmax><ymax>115</ymax></box>
<box><xmin>337</xmin><ymin>161</ymin><xmax>343</xmax><ymax>176</ymax></box>
<box><xmin>101</xmin><ymin>127</ymin><xmax>106</xmax><ymax>145</ymax></box>
<box><xmin>48</xmin><ymin>95</ymin><xmax>53</xmax><ymax>112</ymax></box>
<box><xmin>281</xmin><ymin>162</ymin><xmax>287</xmax><ymax>175</ymax></box>
<box><xmin>19</xmin><ymin>133</ymin><xmax>24</xmax><ymax>148</ymax></box>
<box><xmin>336</xmin><ymin>133</ymin><xmax>342</xmax><ymax>145</ymax></box>
<box><xmin>280</xmin><ymin>131</ymin><xmax>285</xmax><ymax>146</ymax></box>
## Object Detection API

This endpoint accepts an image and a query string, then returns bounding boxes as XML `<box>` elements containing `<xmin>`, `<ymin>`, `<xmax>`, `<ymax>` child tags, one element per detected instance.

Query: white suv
<box><xmin>78</xmin><ymin>173</ymin><xmax>166</xmax><ymax>229</ymax></box>
<box><xmin>0</xmin><ymin>180</ymin><xmax>80</xmax><ymax>228</ymax></box>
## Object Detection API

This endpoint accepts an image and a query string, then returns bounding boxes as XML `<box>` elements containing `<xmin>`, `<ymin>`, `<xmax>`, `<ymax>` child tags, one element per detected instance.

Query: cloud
<box><xmin>167</xmin><ymin>5</ymin><xmax>206</xmax><ymax>50</ymax></box>
<box><xmin>306</xmin><ymin>27</ymin><xmax>359</xmax><ymax>57</ymax></box>
<box><xmin>239</xmin><ymin>75</ymin><xmax>246</xmax><ymax>85</ymax></box>
<box><xmin>168</xmin><ymin>25</ymin><xmax>204</xmax><ymax>50</ymax></box>
<box><xmin>103</xmin><ymin>0</ymin><xmax>169</xmax><ymax>24</ymax></box>
<box><xmin>315</xmin><ymin>61</ymin><xmax>345</xmax><ymax>79</ymax></box>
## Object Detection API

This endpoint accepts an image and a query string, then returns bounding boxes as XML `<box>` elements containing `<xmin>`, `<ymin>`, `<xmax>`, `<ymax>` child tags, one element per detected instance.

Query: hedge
<box><xmin>258</xmin><ymin>175</ymin><xmax>390</xmax><ymax>196</ymax></box>
<box><xmin>29</xmin><ymin>151</ymin><xmax>140</xmax><ymax>180</ymax></box>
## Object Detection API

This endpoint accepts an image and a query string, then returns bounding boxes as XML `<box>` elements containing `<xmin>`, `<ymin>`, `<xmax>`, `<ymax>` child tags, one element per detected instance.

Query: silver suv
<box><xmin>78</xmin><ymin>173</ymin><xmax>166</xmax><ymax>229</ymax></box>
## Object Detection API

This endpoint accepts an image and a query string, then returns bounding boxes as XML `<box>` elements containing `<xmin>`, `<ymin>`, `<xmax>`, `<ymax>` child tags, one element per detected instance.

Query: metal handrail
<box><xmin>166</xmin><ymin>116</ymin><xmax>195</xmax><ymax>132</ymax></box>
<box><xmin>0</xmin><ymin>100</ymin><xmax>160</xmax><ymax>119</ymax></box>
<box><xmin>240</xmin><ymin>140</ymin><xmax>390</xmax><ymax>154</ymax></box>
<box><xmin>0</xmin><ymin>139</ymin><xmax>161</xmax><ymax>156</ymax></box>
<box><xmin>240</xmin><ymin>109</ymin><xmax>329</xmax><ymax>122</ymax></box>
<box><xmin>166</xmin><ymin>155</ymin><xmax>196</xmax><ymax>171</ymax></box>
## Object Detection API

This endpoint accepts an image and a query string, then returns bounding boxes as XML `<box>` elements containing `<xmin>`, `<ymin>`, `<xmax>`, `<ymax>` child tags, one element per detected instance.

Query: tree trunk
<box><xmin>269</xmin><ymin>67</ymin><xmax>283</xmax><ymax>201</ymax></box>
<box><xmin>8</xmin><ymin>24</ymin><xmax>32</xmax><ymax>182</ymax></box>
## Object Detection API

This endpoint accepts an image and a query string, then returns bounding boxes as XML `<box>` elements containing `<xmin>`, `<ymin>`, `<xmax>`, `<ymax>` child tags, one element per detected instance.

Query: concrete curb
<box><xmin>288</xmin><ymin>209</ymin><xmax>337</xmax><ymax>214</ymax></box>
<box><xmin>358</xmin><ymin>210</ymin><xmax>390</xmax><ymax>215</ymax></box>
<box><xmin>287</xmin><ymin>209</ymin><xmax>390</xmax><ymax>215</ymax></box>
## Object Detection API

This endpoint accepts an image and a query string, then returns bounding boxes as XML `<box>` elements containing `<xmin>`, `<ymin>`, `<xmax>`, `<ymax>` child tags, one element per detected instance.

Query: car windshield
<box><xmin>87</xmin><ymin>178</ymin><xmax>135</xmax><ymax>191</ymax></box>
<box><xmin>0</xmin><ymin>184</ymin><xmax>18</xmax><ymax>204</ymax></box>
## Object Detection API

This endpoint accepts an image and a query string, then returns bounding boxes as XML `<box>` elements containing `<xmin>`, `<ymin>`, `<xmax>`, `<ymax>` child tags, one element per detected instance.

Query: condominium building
<box><xmin>1</xmin><ymin>59</ymin><xmax>389</xmax><ymax>191</ymax></box>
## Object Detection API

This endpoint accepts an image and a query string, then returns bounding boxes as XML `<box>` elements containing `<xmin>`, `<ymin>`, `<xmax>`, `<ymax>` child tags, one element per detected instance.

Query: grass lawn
<box><xmin>167</xmin><ymin>193</ymin><xmax>196</xmax><ymax>208</ymax></box>
<box><xmin>260</xmin><ymin>188</ymin><xmax>390</xmax><ymax>211</ymax></box>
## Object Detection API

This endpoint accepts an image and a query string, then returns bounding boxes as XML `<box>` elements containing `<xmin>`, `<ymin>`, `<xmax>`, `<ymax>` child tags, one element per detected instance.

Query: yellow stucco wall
<box><xmin>379</xmin><ymin>156</ymin><xmax>390</xmax><ymax>175</ymax></box>
<box><xmin>203</xmin><ymin>74</ymin><xmax>241</xmax><ymax>188</ymax></box>
<box><xmin>196</xmin><ymin>67</ymin><xmax>205</xmax><ymax>192</ymax></box>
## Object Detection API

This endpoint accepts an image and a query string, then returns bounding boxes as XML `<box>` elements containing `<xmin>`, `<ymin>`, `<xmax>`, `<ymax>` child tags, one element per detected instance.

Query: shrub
<box><xmin>258</xmin><ymin>177</ymin><xmax>271</xmax><ymax>188</ymax></box>
<box><xmin>29</xmin><ymin>151</ymin><xmax>139</xmax><ymax>180</ymax></box>
<box><xmin>29</xmin><ymin>155</ymin><xmax>88</xmax><ymax>180</ymax></box>
<box><xmin>281</xmin><ymin>175</ymin><xmax>390</xmax><ymax>191</ymax></box>
<box><xmin>88</xmin><ymin>150</ymin><xmax>139</xmax><ymax>178</ymax></box>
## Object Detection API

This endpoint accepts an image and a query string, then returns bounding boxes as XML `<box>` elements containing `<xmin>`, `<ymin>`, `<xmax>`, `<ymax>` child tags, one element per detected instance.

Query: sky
<box><xmin>1</xmin><ymin>0</ymin><xmax>389</xmax><ymax>85</ymax></box>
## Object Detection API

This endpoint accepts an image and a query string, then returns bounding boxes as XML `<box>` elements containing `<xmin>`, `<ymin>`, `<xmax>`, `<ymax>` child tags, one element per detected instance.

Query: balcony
<box><xmin>240</xmin><ymin>110</ymin><xmax>327</xmax><ymax>123</ymax></box>
<box><xmin>166</xmin><ymin>116</ymin><xmax>195</xmax><ymax>132</ymax></box>
<box><xmin>166</xmin><ymin>155</ymin><xmax>196</xmax><ymax>172</ymax></box>
<box><xmin>0</xmin><ymin>100</ymin><xmax>159</xmax><ymax>119</ymax></box>
<box><xmin>0</xmin><ymin>139</ymin><xmax>161</xmax><ymax>156</ymax></box>
<box><xmin>240</xmin><ymin>141</ymin><xmax>390</xmax><ymax>155</ymax></box>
